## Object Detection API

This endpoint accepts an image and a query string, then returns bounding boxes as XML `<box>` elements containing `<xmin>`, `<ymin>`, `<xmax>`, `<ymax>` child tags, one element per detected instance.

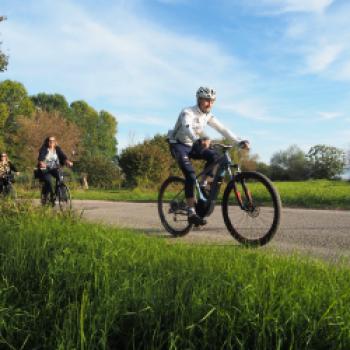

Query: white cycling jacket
<box><xmin>168</xmin><ymin>105</ymin><xmax>242</xmax><ymax>146</ymax></box>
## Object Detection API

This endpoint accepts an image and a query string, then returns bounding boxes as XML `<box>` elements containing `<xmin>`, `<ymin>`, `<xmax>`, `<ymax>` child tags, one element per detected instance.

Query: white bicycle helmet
<box><xmin>196</xmin><ymin>86</ymin><xmax>216</xmax><ymax>100</ymax></box>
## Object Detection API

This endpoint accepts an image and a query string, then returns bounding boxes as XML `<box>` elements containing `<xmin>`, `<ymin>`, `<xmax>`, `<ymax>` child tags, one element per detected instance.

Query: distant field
<box><xmin>1</xmin><ymin>202</ymin><xmax>350</xmax><ymax>348</ymax></box>
<box><xmin>16</xmin><ymin>179</ymin><xmax>350</xmax><ymax>209</ymax></box>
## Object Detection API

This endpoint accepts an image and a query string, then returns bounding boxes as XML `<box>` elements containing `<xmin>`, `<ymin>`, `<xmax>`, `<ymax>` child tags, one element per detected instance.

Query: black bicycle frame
<box><xmin>195</xmin><ymin>149</ymin><xmax>235</xmax><ymax>217</ymax></box>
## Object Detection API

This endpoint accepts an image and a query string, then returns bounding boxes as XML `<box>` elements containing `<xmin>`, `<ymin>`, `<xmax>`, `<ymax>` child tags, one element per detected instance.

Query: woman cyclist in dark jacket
<box><xmin>38</xmin><ymin>136</ymin><xmax>73</xmax><ymax>203</ymax></box>
<box><xmin>0</xmin><ymin>153</ymin><xmax>18</xmax><ymax>193</ymax></box>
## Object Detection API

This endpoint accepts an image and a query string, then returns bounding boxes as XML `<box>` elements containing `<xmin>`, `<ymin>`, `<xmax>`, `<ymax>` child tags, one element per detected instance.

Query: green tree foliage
<box><xmin>256</xmin><ymin>161</ymin><xmax>271</xmax><ymax>177</ymax></box>
<box><xmin>74</xmin><ymin>155</ymin><xmax>121</xmax><ymax>188</ymax></box>
<box><xmin>119</xmin><ymin>134</ymin><xmax>179</xmax><ymax>188</ymax></box>
<box><xmin>31</xmin><ymin>93</ymin><xmax>71</xmax><ymax>116</ymax></box>
<box><xmin>0</xmin><ymin>80</ymin><xmax>34</xmax><ymax>156</ymax></box>
<box><xmin>70</xmin><ymin>101</ymin><xmax>117</xmax><ymax>160</ymax></box>
<box><xmin>0</xmin><ymin>16</ymin><xmax>8</xmax><ymax>72</ymax></box>
<box><xmin>270</xmin><ymin>145</ymin><xmax>310</xmax><ymax>181</ymax></box>
<box><xmin>97</xmin><ymin>110</ymin><xmax>118</xmax><ymax>158</ymax></box>
<box><xmin>307</xmin><ymin>144</ymin><xmax>345</xmax><ymax>179</ymax></box>
<box><xmin>0</xmin><ymin>80</ymin><xmax>118</xmax><ymax>178</ymax></box>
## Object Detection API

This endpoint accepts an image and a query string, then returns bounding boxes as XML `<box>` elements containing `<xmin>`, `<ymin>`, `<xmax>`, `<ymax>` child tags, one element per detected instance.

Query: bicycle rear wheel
<box><xmin>222</xmin><ymin>171</ymin><xmax>281</xmax><ymax>246</ymax></box>
<box><xmin>57</xmin><ymin>183</ymin><xmax>72</xmax><ymax>211</ymax></box>
<box><xmin>158</xmin><ymin>176</ymin><xmax>192</xmax><ymax>236</ymax></box>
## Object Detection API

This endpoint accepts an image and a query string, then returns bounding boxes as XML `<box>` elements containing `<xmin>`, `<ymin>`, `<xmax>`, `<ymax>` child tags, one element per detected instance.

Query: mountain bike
<box><xmin>158</xmin><ymin>144</ymin><xmax>282</xmax><ymax>246</ymax></box>
<box><xmin>0</xmin><ymin>173</ymin><xmax>17</xmax><ymax>199</ymax></box>
<box><xmin>40</xmin><ymin>168</ymin><xmax>72</xmax><ymax>211</ymax></box>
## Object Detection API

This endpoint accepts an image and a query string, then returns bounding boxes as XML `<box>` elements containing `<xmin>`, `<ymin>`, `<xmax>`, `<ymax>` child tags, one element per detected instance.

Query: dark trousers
<box><xmin>41</xmin><ymin>168</ymin><xmax>60</xmax><ymax>197</ymax></box>
<box><xmin>171</xmin><ymin>142</ymin><xmax>218</xmax><ymax>198</ymax></box>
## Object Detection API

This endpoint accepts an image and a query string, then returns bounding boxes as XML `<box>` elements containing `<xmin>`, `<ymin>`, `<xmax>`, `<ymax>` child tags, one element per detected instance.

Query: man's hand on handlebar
<box><xmin>201</xmin><ymin>138</ymin><xmax>211</xmax><ymax>149</ymax></box>
<box><xmin>193</xmin><ymin>138</ymin><xmax>211</xmax><ymax>149</ymax></box>
<box><xmin>66</xmin><ymin>160</ymin><xmax>73</xmax><ymax>167</ymax></box>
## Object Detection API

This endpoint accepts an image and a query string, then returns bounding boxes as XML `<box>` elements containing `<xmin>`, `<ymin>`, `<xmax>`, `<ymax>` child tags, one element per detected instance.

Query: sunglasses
<box><xmin>49</xmin><ymin>139</ymin><xmax>56</xmax><ymax>142</ymax></box>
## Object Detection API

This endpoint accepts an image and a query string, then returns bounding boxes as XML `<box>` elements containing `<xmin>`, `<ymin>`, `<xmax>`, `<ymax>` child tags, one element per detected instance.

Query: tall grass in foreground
<box><xmin>1</xmin><ymin>202</ymin><xmax>350</xmax><ymax>349</ymax></box>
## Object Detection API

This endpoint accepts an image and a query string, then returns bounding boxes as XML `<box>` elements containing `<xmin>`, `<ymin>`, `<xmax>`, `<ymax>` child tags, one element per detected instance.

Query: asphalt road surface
<box><xmin>74</xmin><ymin>200</ymin><xmax>350</xmax><ymax>261</ymax></box>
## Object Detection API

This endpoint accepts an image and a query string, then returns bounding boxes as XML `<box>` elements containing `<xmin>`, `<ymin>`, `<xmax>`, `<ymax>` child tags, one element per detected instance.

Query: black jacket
<box><xmin>8</xmin><ymin>162</ymin><xmax>17</xmax><ymax>172</ymax></box>
<box><xmin>38</xmin><ymin>145</ymin><xmax>68</xmax><ymax>166</ymax></box>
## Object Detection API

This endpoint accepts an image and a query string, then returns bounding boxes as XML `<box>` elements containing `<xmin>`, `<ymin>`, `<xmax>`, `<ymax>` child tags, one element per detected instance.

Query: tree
<box><xmin>0</xmin><ymin>16</ymin><xmax>8</xmax><ymax>72</ymax></box>
<box><xmin>97</xmin><ymin>110</ymin><xmax>118</xmax><ymax>158</ymax></box>
<box><xmin>119</xmin><ymin>134</ymin><xmax>178</xmax><ymax>188</ymax></box>
<box><xmin>256</xmin><ymin>161</ymin><xmax>271</xmax><ymax>177</ymax></box>
<box><xmin>31</xmin><ymin>93</ymin><xmax>71</xmax><ymax>116</ymax></box>
<box><xmin>0</xmin><ymin>80</ymin><xmax>34</xmax><ymax>156</ymax></box>
<box><xmin>15</xmin><ymin>110</ymin><xmax>82</xmax><ymax>169</ymax></box>
<box><xmin>307</xmin><ymin>144</ymin><xmax>345</xmax><ymax>179</ymax></box>
<box><xmin>270</xmin><ymin>145</ymin><xmax>309</xmax><ymax>181</ymax></box>
<box><xmin>74</xmin><ymin>155</ymin><xmax>121</xmax><ymax>188</ymax></box>
<box><xmin>70</xmin><ymin>100</ymin><xmax>102</xmax><ymax>157</ymax></box>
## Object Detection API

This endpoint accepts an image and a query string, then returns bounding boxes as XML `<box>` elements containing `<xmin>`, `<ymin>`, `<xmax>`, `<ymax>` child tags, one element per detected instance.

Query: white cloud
<box><xmin>219</xmin><ymin>100</ymin><xmax>284</xmax><ymax>122</ymax></box>
<box><xmin>317</xmin><ymin>111</ymin><xmax>343</xmax><ymax>120</ymax></box>
<box><xmin>118</xmin><ymin>114</ymin><xmax>169</xmax><ymax>126</ymax></box>
<box><xmin>2</xmin><ymin>0</ymin><xmax>256</xmax><ymax>111</ymax></box>
<box><xmin>278</xmin><ymin>0</ymin><xmax>333</xmax><ymax>14</ymax></box>
<box><xmin>277</xmin><ymin>1</ymin><xmax>350</xmax><ymax>80</ymax></box>
<box><xmin>305</xmin><ymin>44</ymin><xmax>343</xmax><ymax>73</ymax></box>
<box><xmin>250</xmin><ymin>0</ymin><xmax>334</xmax><ymax>14</ymax></box>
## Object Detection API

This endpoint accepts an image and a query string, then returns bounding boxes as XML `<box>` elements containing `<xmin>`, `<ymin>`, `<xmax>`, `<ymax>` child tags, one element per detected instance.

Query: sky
<box><xmin>1</xmin><ymin>0</ymin><xmax>350</xmax><ymax>162</ymax></box>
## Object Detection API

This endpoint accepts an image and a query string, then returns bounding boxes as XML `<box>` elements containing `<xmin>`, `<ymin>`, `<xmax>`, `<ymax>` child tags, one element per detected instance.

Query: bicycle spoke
<box><xmin>158</xmin><ymin>177</ymin><xmax>192</xmax><ymax>236</ymax></box>
<box><xmin>223</xmin><ymin>171</ymin><xmax>281</xmax><ymax>246</ymax></box>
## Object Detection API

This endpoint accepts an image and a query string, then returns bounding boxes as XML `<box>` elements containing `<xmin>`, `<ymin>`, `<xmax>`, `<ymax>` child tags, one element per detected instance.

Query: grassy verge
<box><xmin>1</xmin><ymin>203</ymin><xmax>350</xmax><ymax>349</ymax></box>
<box><xmin>18</xmin><ymin>179</ymin><xmax>350</xmax><ymax>209</ymax></box>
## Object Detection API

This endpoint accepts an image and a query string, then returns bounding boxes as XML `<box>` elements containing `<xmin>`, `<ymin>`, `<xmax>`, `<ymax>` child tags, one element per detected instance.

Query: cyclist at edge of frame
<box><xmin>167</xmin><ymin>86</ymin><xmax>250</xmax><ymax>227</ymax></box>
<box><xmin>0</xmin><ymin>152</ymin><xmax>19</xmax><ymax>193</ymax></box>
<box><xmin>37</xmin><ymin>136</ymin><xmax>73</xmax><ymax>203</ymax></box>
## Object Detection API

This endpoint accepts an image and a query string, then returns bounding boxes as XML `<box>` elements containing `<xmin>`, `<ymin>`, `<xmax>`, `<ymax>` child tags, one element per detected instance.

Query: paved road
<box><xmin>74</xmin><ymin>200</ymin><xmax>350</xmax><ymax>261</ymax></box>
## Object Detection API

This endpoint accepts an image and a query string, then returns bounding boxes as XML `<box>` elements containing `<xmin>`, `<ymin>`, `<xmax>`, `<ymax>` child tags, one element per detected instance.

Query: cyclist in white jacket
<box><xmin>168</xmin><ymin>86</ymin><xmax>249</xmax><ymax>226</ymax></box>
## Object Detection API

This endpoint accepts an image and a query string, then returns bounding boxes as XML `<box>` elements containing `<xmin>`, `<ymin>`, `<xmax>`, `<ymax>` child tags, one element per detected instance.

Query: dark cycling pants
<box><xmin>171</xmin><ymin>142</ymin><xmax>218</xmax><ymax>198</ymax></box>
<box><xmin>40</xmin><ymin>168</ymin><xmax>60</xmax><ymax>197</ymax></box>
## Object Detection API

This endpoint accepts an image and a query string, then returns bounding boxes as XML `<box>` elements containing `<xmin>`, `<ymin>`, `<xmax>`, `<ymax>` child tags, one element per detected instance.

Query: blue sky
<box><xmin>1</xmin><ymin>0</ymin><xmax>350</xmax><ymax>162</ymax></box>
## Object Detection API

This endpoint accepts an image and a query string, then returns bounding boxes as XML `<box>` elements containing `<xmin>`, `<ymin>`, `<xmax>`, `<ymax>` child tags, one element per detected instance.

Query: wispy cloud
<box><xmin>280</xmin><ymin>2</ymin><xmax>350</xmax><ymax>80</ymax></box>
<box><xmin>117</xmin><ymin>114</ymin><xmax>168</xmax><ymax>126</ymax></box>
<box><xmin>219</xmin><ymin>100</ymin><xmax>285</xmax><ymax>122</ymax></box>
<box><xmin>305</xmin><ymin>44</ymin><xmax>343</xmax><ymax>73</ymax></box>
<box><xmin>317</xmin><ymin>111</ymin><xmax>343</xmax><ymax>120</ymax></box>
<box><xmin>2</xmin><ymin>0</ymin><xmax>257</xmax><ymax>111</ymax></box>
<box><xmin>248</xmin><ymin>0</ymin><xmax>334</xmax><ymax>14</ymax></box>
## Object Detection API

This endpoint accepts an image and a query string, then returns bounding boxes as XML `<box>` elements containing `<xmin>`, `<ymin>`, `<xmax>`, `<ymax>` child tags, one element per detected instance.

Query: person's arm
<box><xmin>38</xmin><ymin>147</ymin><xmax>47</xmax><ymax>169</ymax></box>
<box><xmin>56</xmin><ymin>146</ymin><xmax>73</xmax><ymax>167</ymax></box>
<box><xmin>207</xmin><ymin>116</ymin><xmax>243</xmax><ymax>144</ymax></box>
<box><xmin>9</xmin><ymin>162</ymin><xmax>17</xmax><ymax>172</ymax></box>
<box><xmin>56</xmin><ymin>146</ymin><xmax>67</xmax><ymax>165</ymax></box>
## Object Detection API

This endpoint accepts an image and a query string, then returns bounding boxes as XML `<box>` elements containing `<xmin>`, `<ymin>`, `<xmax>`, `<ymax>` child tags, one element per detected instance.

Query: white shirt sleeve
<box><xmin>208</xmin><ymin>116</ymin><xmax>242</xmax><ymax>143</ymax></box>
<box><xmin>181</xmin><ymin>110</ymin><xmax>199</xmax><ymax>141</ymax></box>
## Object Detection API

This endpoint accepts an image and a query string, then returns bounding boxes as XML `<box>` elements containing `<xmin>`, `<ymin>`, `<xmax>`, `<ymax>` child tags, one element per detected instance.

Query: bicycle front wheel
<box><xmin>158</xmin><ymin>176</ymin><xmax>192</xmax><ymax>236</ymax></box>
<box><xmin>57</xmin><ymin>184</ymin><xmax>72</xmax><ymax>211</ymax></box>
<box><xmin>222</xmin><ymin>171</ymin><xmax>281</xmax><ymax>246</ymax></box>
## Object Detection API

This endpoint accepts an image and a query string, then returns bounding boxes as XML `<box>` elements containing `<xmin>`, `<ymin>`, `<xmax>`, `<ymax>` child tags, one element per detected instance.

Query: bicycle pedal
<box><xmin>188</xmin><ymin>214</ymin><xmax>207</xmax><ymax>226</ymax></box>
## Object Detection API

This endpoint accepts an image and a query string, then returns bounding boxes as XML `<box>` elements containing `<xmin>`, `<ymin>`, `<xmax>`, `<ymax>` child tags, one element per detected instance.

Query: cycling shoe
<box><xmin>188</xmin><ymin>213</ymin><xmax>207</xmax><ymax>226</ymax></box>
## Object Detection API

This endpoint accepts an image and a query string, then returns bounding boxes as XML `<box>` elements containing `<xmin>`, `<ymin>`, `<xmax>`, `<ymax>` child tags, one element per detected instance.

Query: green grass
<box><xmin>15</xmin><ymin>179</ymin><xmax>350</xmax><ymax>209</ymax></box>
<box><xmin>1</xmin><ymin>202</ymin><xmax>350</xmax><ymax>349</ymax></box>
